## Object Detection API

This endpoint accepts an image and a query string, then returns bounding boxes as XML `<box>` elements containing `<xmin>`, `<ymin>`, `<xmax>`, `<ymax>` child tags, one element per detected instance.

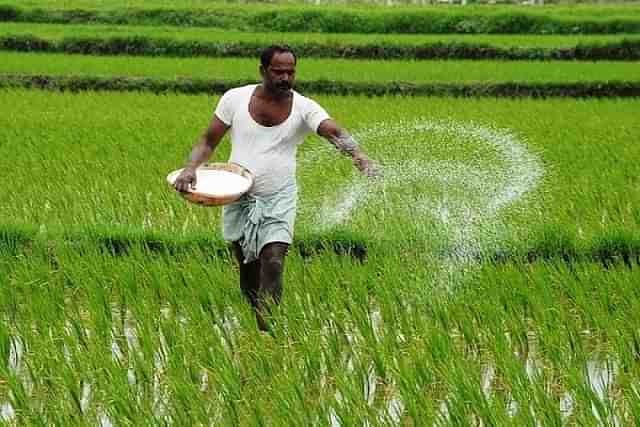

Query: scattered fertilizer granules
<box><xmin>193</xmin><ymin>170</ymin><xmax>250</xmax><ymax>196</ymax></box>
<box><xmin>312</xmin><ymin>118</ymin><xmax>544</xmax><ymax>266</ymax></box>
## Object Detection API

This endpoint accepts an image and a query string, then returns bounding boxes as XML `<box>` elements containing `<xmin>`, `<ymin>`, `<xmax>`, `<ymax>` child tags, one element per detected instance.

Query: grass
<box><xmin>2</xmin><ymin>52</ymin><xmax>640</xmax><ymax>84</ymax></box>
<box><xmin>2</xmin><ymin>22</ymin><xmax>638</xmax><ymax>48</ymax></box>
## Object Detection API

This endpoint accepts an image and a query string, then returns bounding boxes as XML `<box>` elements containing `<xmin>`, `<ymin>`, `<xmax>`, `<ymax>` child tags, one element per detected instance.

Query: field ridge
<box><xmin>2</xmin><ymin>4</ymin><xmax>640</xmax><ymax>34</ymax></box>
<box><xmin>2</xmin><ymin>224</ymin><xmax>639</xmax><ymax>267</ymax></box>
<box><xmin>2</xmin><ymin>73</ymin><xmax>639</xmax><ymax>97</ymax></box>
<box><xmin>2</xmin><ymin>34</ymin><xmax>640</xmax><ymax>61</ymax></box>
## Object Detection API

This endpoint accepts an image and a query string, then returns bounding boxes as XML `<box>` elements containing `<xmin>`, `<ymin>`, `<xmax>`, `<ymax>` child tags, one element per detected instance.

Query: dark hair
<box><xmin>260</xmin><ymin>45</ymin><xmax>297</xmax><ymax>68</ymax></box>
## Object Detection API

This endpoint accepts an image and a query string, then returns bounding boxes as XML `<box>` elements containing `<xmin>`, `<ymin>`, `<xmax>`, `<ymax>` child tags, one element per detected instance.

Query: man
<box><xmin>174</xmin><ymin>45</ymin><xmax>378</xmax><ymax>331</ymax></box>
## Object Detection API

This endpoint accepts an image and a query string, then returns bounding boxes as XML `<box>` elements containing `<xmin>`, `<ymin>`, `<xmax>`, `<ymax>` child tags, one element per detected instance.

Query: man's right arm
<box><xmin>174</xmin><ymin>116</ymin><xmax>229</xmax><ymax>193</ymax></box>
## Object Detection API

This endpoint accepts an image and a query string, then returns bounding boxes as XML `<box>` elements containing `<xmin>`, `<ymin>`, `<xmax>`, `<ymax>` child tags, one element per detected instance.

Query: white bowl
<box><xmin>167</xmin><ymin>163</ymin><xmax>253</xmax><ymax>206</ymax></box>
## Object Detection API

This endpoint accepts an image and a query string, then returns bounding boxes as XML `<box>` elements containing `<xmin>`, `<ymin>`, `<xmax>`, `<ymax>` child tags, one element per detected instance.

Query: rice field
<box><xmin>2</xmin><ymin>237</ymin><xmax>640</xmax><ymax>425</ymax></box>
<box><xmin>5</xmin><ymin>0</ymin><xmax>640</xmax><ymax>17</ymax></box>
<box><xmin>0</xmin><ymin>89</ymin><xmax>638</xmax><ymax>236</ymax></box>
<box><xmin>3</xmin><ymin>22</ymin><xmax>639</xmax><ymax>48</ymax></box>
<box><xmin>3</xmin><ymin>52</ymin><xmax>640</xmax><ymax>83</ymax></box>
<box><xmin>1</xmin><ymin>1</ymin><xmax>639</xmax><ymax>425</ymax></box>
<box><xmin>1</xmin><ymin>86</ymin><xmax>639</xmax><ymax>423</ymax></box>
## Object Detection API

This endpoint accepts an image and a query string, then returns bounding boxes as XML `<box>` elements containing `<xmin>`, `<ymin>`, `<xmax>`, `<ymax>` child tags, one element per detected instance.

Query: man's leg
<box><xmin>256</xmin><ymin>242</ymin><xmax>289</xmax><ymax>331</ymax></box>
<box><xmin>230</xmin><ymin>242</ymin><xmax>260</xmax><ymax>310</ymax></box>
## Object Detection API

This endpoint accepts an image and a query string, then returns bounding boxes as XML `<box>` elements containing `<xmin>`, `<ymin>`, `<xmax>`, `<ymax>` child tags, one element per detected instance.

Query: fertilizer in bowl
<box><xmin>195</xmin><ymin>169</ymin><xmax>250</xmax><ymax>196</ymax></box>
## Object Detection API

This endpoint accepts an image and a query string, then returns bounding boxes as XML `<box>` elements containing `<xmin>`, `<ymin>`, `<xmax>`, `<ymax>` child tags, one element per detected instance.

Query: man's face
<box><xmin>261</xmin><ymin>52</ymin><xmax>296</xmax><ymax>94</ymax></box>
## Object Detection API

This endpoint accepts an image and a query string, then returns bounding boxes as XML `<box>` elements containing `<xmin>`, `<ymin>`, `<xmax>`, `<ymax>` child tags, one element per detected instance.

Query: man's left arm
<box><xmin>317</xmin><ymin>119</ymin><xmax>380</xmax><ymax>177</ymax></box>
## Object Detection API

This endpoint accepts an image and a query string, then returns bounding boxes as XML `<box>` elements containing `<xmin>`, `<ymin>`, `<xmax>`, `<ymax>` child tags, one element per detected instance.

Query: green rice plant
<box><xmin>2</xmin><ymin>243</ymin><xmax>639</xmax><ymax>423</ymax></box>
<box><xmin>3</xmin><ymin>51</ymin><xmax>640</xmax><ymax>84</ymax></box>
<box><xmin>5</xmin><ymin>33</ymin><xmax>638</xmax><ymax>61</ymax></box>
<box><xmin>590</xmin><ymin>227</ymin><xmax>640</xmax><ymax>267</ymax></box>
<box><xmin>2</xmin><ymin>22</ymin><xmax>639</xmax><ymax>49</ymax></box>
<box><xmin>0</xmin><ymin>87</ymin><xmax>639</xmax><ymax>422</ymax></box>
<box><xmin>522</xmin><ymin>223</ymin><xmax>580</xmax><ymax>262</ymax></box>
<box><xmin>5</xmin><ymin>74</ymin><xmax>640</xmax><ymax>99</ymax></box>
<box><xmin>453</xmin><ymin>261</ymin><xmax>638</xmax><ymax>424</ymax></box>
<box><xmin>1</xmin><ymin>24</ymin><xmax>639</xmax><ymax>61</ymax></box>
<box><xmin>3</xmin><ymin>0</ymin><xmax>640</xmax><ymax>16</ymax></box>
<box><xmin>0</xmin><ymin>89</ymin><xmax>639</xmax><ymax>250</ymax></box>
<box><xmin>2</xmin><ymin>3</ymin><xmax>640</xmax><ymax>34</ymax></box>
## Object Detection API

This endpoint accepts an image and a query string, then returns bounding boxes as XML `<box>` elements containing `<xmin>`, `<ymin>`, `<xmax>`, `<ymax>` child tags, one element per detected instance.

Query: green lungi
<box><xmin>222</xmin><ymin>184</ymin><xmax>297</xmax><ymax>264</ymax></box>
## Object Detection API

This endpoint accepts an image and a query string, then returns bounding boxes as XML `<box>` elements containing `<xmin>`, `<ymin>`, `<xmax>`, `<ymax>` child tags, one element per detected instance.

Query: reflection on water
<box><xmin>1</xmin><ymin>402</ymin><xmax>15</xmax><ymax>423</ymax></box>
<box><xmin>0</xmin><ymin>307</ymin><xmax>625</xmax><ymax>425</ymax></box>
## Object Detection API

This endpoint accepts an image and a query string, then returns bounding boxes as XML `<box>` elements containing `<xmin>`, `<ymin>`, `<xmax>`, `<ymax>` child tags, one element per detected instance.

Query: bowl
<box><xmin>166</xmin><ymin>162</ymin><xmax>253</xmax><ymax>206</ymax></box>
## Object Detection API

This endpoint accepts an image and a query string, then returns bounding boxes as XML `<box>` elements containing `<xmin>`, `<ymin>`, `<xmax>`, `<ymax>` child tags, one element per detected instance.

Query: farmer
<box><xmin>174</xmin><ymin>45</ymin><xmax>379</xmax><ymax>331</ymax></box>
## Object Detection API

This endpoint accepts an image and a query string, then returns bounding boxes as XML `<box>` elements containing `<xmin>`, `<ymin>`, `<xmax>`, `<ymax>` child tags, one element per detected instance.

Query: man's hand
<box><xmin>318</xmin><ymin>119</ymin><xmax>382</xmax><ymax>179</ymax></box>
<box><xmin>354</xmin><ymin>156</ymin><xmax>382</xmax><ymax>178</ymax></box>
<box><xmin>174</xmin><ymin>167</ymin><xmax>197</xmax><ymax>193</ymax></box>
<box><xmin>176</xmin><ymin>115</ymin><xmax>228</xmax><ymax>193</ymax></box>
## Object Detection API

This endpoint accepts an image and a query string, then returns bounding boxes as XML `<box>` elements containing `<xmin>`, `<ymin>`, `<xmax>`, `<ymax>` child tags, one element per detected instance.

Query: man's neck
<box><xmin>256</xmin><ymin>84</ymin><xmax>291</xmax><ymax>102</ymax></box>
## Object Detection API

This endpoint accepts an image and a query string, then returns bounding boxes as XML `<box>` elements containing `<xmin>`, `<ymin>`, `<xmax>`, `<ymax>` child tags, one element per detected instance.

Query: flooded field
<box><xmin>1</xmin><ymin>1</ymin><xmax>639</xmax><ymax>422</ymax></box>
<box><xmin>1</xmin><ymin>89</ymin><xmax>639</xmax><ymax>424</ymax></box>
